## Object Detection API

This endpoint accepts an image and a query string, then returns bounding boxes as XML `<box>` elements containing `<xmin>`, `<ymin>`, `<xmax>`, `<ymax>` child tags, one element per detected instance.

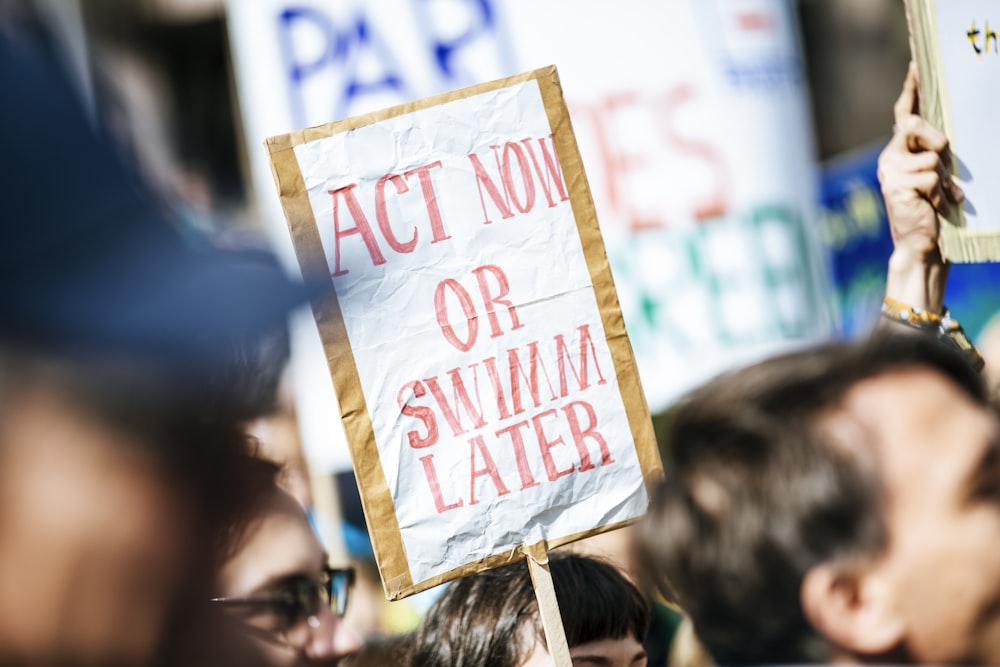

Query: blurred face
<box><xmin>0</xmin><ymin>387</ymin><xmax>194</xmax><ymax>666</ymax></box>
<box><xmin>521</xmin><ymin>634</ymin><xmax>647</xmax><ymax>667</ymax></box>
<box><xmin>215</xmin><ymin>487</ymin><xmax>361</xmax><ymax>666</ymax></box>
<box><xmin>843</xmin><ymin>367</ymin><xmax>1000</xmax><ymax>664</ymax></box>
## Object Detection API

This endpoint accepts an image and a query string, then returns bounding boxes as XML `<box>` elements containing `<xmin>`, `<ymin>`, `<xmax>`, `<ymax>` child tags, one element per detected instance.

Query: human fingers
<box><xmin>882</xmin><ymin>126</ymin><xmax>965</xmax><ymax>208</ymax></box>
<box><xmin>878</xmin><ymin>133</ymin><xmax>937</xmax><ymax>186</ymax></box>
<box><xmin>933</xmin><ymin>157</ymin><xmax>965</xmax><ymax>204</ymax></box>
<box><xmin>898</xmin><ymin>147</ymin><xmax>942</xmax><ymax>174</ymax></box>
<box><xmin>893</xmin><ymin>61</ymin><xmax>919</xmax><ymax>124</ymax></box>
<box><xmin>895</xmin><ymin>114</ymin><xmax>950</xmax><ymax>160</ymax></box>
<box><xmin>899</xmin><ymin>170</ymin><xmax>951</xmax><ymax>215</ymax></box>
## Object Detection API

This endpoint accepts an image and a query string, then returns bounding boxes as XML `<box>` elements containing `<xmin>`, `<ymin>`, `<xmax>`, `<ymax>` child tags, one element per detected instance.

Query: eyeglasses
<box><xmin>210</xmin><ymin>566</ymin><xmax>355</xmax><ymax>647</ymax></box>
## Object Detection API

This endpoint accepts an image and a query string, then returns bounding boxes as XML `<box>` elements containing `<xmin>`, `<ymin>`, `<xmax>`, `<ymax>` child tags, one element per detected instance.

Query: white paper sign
<box><xmin>268</xmin><ymin>67</ymin><xmax>660</xmax><ymax>596</ymax></box>
<box><xmin>935</xmin><ymin>0</ymin><xmax>1000</xmax><ymax>232</ymax></box>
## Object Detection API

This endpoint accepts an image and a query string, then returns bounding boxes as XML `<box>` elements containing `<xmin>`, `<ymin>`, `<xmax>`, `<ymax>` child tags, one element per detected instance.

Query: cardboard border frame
<box><xmin>266</xmin><ymin>65</ymin><xmax>662</xmax><ymax>599</ymax></box>
<box><xmin>905</xmin><ymin>0</ymin><xmax>1000</xmax><ymax>262</ymax></box>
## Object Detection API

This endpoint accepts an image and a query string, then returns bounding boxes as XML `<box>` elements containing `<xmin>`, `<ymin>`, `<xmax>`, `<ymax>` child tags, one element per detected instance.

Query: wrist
<box><xmin>885</xmin><ymin>248</ymin><xmax>949</xmax><ymax>314</ymax></box>
<box><xmin>880</xmin><ymin>297</ymin><xmax>985</xmax><ymax>373</ymax></box>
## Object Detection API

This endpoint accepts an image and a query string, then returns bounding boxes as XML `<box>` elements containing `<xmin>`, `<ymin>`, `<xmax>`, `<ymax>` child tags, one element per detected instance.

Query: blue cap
<box><xmin>0</xmin><ymin>32</ymin><xmax>313</xmax><ymax>362</ymax></box>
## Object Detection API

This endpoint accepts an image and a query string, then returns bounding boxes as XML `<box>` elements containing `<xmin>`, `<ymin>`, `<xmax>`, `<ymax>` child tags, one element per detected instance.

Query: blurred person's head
<box><xmin>638</xmin><ymin>331</ymin><xmax>1000</xmax><ymax>665</ymax></box>
<box><xmin>212</xmin><ymin>456</ymin><xmax>361</xmax><ymax>666</ymax></box>
<box><xmin>976</xmin><ymin>310</ymin><xmax>1000</xmax><ymax>401</ymax></box>
<box><xmin>0</xmin><ymin>19</ymin><xmax>311</xmax><ymax>666</ymax></box>
<box><xmin>410</xmin><ymin>553</ymin><xmax>649</xmax><ymax>667</ymax></box>
<box><xmin>0</xmin><ymin>350</ymin><xmax>268</xmax><ymax>666</ymax></box>
<box><xmin>0</xmin><ymin>21</ymin><xmax>308</xmax><ymax>366</ymax></box>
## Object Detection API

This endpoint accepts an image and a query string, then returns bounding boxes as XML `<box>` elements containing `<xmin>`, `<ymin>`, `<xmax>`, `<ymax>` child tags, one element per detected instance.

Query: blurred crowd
<box><xmin>4</xmin><ymin>1</ymin><xmax>1000</xmax><ymax>667</ymax></box>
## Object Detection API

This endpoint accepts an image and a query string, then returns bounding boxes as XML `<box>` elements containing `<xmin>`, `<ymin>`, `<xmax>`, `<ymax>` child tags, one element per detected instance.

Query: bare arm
<box><xmin>877</xmin><ymin>62</ymin><xmax>963</xmax><ymax>314</ymax></box>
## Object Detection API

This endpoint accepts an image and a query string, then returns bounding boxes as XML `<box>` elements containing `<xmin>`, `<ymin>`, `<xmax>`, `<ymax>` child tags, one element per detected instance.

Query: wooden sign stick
<box><xmin>524</xmin><ymin>542</ymin><xmax>573</xmax><ymax>667</ymax></box>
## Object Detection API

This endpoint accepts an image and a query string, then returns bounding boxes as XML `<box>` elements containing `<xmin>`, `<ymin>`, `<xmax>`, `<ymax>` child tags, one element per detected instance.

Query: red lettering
<box><xmin>520</xmin><ymin>135</ymin><xmax>568</xmax><ymax>207</ymax></box>
<box><xmin>508</xmin><ymin>342</ymin><xmax>558</xmax><ymax>415</ymax></box>
<box><xmin>468</xmin><ymin>147</ymin><xmax>514</xmax><ymax>224</ymax></box>
<box><xmin>468</xmin><ymin>435</ymin><xmax>511</xmax><ymax>505</ymax></box>
<box><xmin>562</xmin><ymin>400</ymin><xmax>614</xmax><ymax>471</ymax></box>
<box><xmin>483</xmin><ymin>357</ymin><xmax>512</xmax><ymax>420</ymax></box>
<box><xmin>435</xmin><ymin>264</ymin><xmax>522</xmax><ymax>349</ymax></box>
<box><xmin>501</xmin><ymin>142</ymin><xmax>535</xmax><ymax>213</ymax></box>
<box><xmin>472</xmin><ymin>264</ymin><xmax>523</xmax><ymax>339</ymax></box>
<box><xmin>571</xmin><ymin>88</ymin><xmax>731</xmax><ymax>231</ymax></box>
<box><xmin>374</xmin><ymin>174</ymin><xmax>418</xmax><ymax>253</ymax></box>
<box><xmin>396</xmin><ymin>381</ymin><xmax>438</xmax><ymax>448</ymax></box>
<box><xmin>495</xmin><ymin>420</ymin><xmax>539</xmax><ymax>490</ymax></box>
<box><xmin>419</xmin><ymin>454</ymin><xmax>464</xmax><ymax>514</ymax></box>
<box><xmin>532</xmin><ymin>409</ymin><xmax>574</xmax><ymax>481</ymax></box>
<box><xmin>555</xmin><ymin>324</ymin><xmax>608</xmax><ymax>397</ymax></box>
<box><xmin>434</xmin><ymin>279</ymin><xmax>478</xmax><ymax>352</ymax></box>
<box><xmin>403</xmin><ymin>161</ymin><xmax>451</xmax><ymax>242</ymax></box>
<box><xmin>580</xmin><ymin>92</ymin><xmax>652</xmax><ymax>228</ymax></box>
<box><xmin>424</xmin><ymin>366</ymin><xmax>487</xmax><ymax>436</ymax></box>
<box><xmin>661</xmin><ymin>86</ymin><xmax>729</xmax><ymax>221</ymax></box>
<box><xmin>328</xmin><ymin>184</ymin><xmax>387</xmax><ymax>276</ymax></box>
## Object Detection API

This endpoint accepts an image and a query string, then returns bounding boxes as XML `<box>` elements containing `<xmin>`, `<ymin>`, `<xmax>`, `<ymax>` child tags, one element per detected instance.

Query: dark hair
<box><xmin>637</xmin><ymin>330</ymin><xmax>987</xmax><ymax>665</ymax></box>
<box><xmin>206</xmin><ymin>324</ymin><xmax>292</xmax><ymax>422</ymax></box>
<box><xmin>410</xmin><ymin>553</ymin><xmax>649</xmax><ymax>667</ymax></box>
<box><xmin>211</xmin><ymin>454</ymin><xmax>284</xmax><ymax>570</ymax></box>
<box><xmin>344</xmin><ymin>632</ymin><xmax>413</xmax><ymax>667</ymax></box>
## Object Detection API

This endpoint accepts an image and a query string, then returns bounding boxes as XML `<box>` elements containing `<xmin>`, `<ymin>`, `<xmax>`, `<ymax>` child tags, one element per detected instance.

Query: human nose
<box><xmin>302</xmin><ymin>603</ymin><xmax>362</xmax><ymax>662</ymax></box>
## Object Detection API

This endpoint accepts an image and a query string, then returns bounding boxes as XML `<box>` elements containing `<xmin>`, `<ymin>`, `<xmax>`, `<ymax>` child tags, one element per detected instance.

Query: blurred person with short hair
<box><xmin>410</xmin><ymin>552</ymin><xmax>649</xmax><ymax>667</ymax></box>
<box><xmin>0</xmin><ymin>351</ymin><xmax>278</xmax><ymax>667</ymax></box>
<box><xmin>211</xmin><ymin>455</ymin><xmax>361</xmax><ymax>666</ymax></box>
<box><xmin>0</xmin><ymin>14</ymin><xmax>311</xmax><ymax>666</ymax></box>
<box><xmin>637</xmin><ymin>65</ymin><xmax>1000</xmax><ymax>666</ymax></box>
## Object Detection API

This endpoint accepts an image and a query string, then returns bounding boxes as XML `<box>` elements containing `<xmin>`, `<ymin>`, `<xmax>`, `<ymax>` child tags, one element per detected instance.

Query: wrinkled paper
<box><xmin>270</xmin><ymin>67</ymin><xmax>659</xmax><ymax>596</ymax></box>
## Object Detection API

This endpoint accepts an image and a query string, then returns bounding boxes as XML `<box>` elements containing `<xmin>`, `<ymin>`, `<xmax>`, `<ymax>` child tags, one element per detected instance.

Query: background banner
<box><xmin>227</xmin><ymin>0</ymin><xmax>834</xmax><ymax>473</ymax></box>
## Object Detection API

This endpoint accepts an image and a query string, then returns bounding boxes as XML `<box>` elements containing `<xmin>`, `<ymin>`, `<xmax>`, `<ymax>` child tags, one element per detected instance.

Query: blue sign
<box><xmin>820</xmin><ymin>140</ymin><xmax>1000</xmax><ymax>342</ymax></box>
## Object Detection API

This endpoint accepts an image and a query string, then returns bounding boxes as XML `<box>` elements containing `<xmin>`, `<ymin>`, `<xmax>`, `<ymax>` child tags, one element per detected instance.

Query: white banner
<box><xmin>227</xmin><ymin>0</ymin><xmax>833</xmax><ymax>472</ymax></box>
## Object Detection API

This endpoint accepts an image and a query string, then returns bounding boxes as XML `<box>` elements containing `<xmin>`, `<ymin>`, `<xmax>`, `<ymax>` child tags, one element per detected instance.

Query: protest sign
<box><xmin>266</xmin><ymin>65</ymin><xmax>661</xmax><ymax>599</ymax></box>
<box><xmin>906</xmin><ymin>0</ymin><xmax>1000</xmax><ymax>261</ymax></box>
<box><xmin>227</xmin><ymin>0</ymin><xmax>833</xmax><ymax>460</ymax></box>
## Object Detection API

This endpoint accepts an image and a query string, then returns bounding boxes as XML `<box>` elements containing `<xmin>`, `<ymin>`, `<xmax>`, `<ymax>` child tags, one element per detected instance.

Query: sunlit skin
<box><xmin>521</xmin><ymin>634</ymin><xmax>647</xmax><ymax>667</ymax></box>
<box><xmin>838</xmin><ymin>367</ymin><xmax>1000</xmax><ymax>664</ymax></box>
<box><xmin>215</xmin><ymin>487</ymin><xmax>361</xmax><ymax>666</ymax></box>
<box><xmin>0</xmin><ymin>388</ymin><xmax>194</xmax><ymax>666</ymax></box>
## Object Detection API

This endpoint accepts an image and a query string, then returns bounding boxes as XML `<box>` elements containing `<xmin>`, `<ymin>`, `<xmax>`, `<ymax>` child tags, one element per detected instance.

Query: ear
<box><xmin>801</xmin><ymin>562</ymin><xmax>905</xmax><ymax>657</ymax></box>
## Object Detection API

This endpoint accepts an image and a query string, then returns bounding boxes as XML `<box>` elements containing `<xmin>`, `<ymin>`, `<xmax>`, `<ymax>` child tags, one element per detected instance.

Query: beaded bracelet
<box><xmin>881</xmin><ymin>297</ymin><xmax>985</xmax><ymax>372</ymax></box>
